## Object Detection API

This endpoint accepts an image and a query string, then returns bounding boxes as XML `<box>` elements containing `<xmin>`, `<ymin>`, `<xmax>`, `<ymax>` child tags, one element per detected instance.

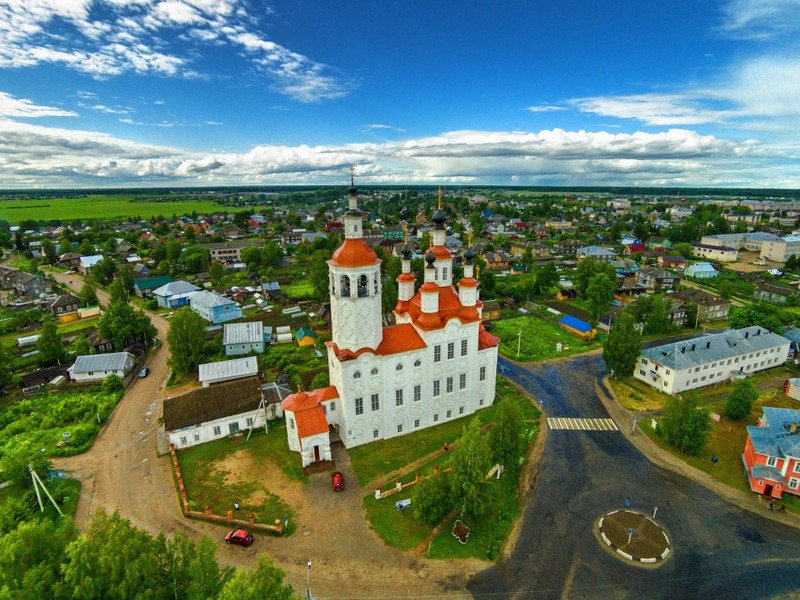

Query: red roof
<box><xmin>326</xmin><ymin>323</ymin><xmax>427</xmax><ymax>362</ymax></box>
<box><xmin>295</xmin><ymin>406</ymin><xmax>329</xmax><ymax>439</ymax></box>
<box><xmin>328</xmin><ymin>238</ymin><xmax>378</xmax><ymax>268</ymax></box>
<box><xmin>399</xmin><ymin>285</ymin><xmax>481</xmax><ymax>331</ymax></box>
<box><xmin>478</xmin><ymin>325</ymin><xmax>500</xmax><ymax>349</ymax></box>
<box><xmin>281</xmin><ymin>386</ymin><xmax>339</xmax><ymax>440</ymax></box>
<box><xmin>431</xmin><ymin>245</ymin><xmax>452</xmax><ymax>259</ymax></box>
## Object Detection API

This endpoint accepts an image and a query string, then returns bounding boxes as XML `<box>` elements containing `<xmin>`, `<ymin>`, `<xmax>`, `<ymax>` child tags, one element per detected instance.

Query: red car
<box><xmin>225</xmin><ymin>529</ymin><xmax>254</xmax><ymax>546</ymax></box>
<box><xmin>331</xmin><ymin>471</ymin><xmax>345</xmax><ymax>491</ymax></box>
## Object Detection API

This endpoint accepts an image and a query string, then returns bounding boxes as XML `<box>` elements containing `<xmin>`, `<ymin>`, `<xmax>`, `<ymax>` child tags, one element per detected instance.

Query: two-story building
<box><xmin>743</xmin><ymin>407</ymin><xmax>800</xmax><ymax>499</ymax></box>
<box><xmin>636</xmin><ymin>267</ymin><xmax>681</xmax><ymax>291</ymax></box>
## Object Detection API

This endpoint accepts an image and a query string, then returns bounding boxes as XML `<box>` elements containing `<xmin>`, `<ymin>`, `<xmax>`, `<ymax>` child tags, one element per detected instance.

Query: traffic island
<box><xmin>596</xmin><ymin>509</ymin><xmax>671</xmax><ymax>566</ymax></box>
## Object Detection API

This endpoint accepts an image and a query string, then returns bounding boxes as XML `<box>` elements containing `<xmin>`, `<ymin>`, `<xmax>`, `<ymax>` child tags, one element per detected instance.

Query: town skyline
<box><xmin>1</xmin><ymin>0</ymin><xmax>800</xmax><ymax>189</ymax></box>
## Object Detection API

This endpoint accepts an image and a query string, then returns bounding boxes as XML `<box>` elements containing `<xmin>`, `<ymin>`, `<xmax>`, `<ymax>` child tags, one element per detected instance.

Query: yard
<box><xmin>176</xmin><ymin>424</ymin><xmax>305</xmax><ymax>531</ymax></box>
<box><xmin>359</xmin><ymin>377</ymin><xmax>541</xmax><ymax>560</ymax></box>
<box><xmin>490</xmin><ymin>315</ymin><xmax>602</xmax><ymax>362</ymax></box>
<box><xmin>281</xmin><ymin>280</ymin><xmax>315</xmax><ymax>299</ymax></box>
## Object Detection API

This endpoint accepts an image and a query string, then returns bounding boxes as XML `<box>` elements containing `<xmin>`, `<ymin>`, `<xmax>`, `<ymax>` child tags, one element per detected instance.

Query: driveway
<box><xmin>468</xmin><ymin>355</ymin><xmax>800</xmax><ymax>599</ymax></box>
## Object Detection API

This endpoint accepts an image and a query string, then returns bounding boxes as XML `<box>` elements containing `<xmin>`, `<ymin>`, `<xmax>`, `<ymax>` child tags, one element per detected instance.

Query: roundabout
<box><xmin>597</xmin><ymin>509</ymin><xmax>671</xmax><ymax>566</ymax></box>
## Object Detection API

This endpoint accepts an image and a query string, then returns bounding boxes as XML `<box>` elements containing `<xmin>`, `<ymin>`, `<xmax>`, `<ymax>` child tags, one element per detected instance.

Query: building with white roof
<box><xmin>760</xmin><ymin>236</ymin><xmax>800</xmax><ymax>263</ymax></box>
<box><xmin>198</xmin><ymin>356</ymin><xmax>258</xmax><ymax>387</ymax></box>
<box><xmin>634</xmin><ymin>327</ymin><xmax>790</xmax><ymax>395</ymax></box>
<box><xmin>223</xmin><ymin>321</ymin><xmax>268</xmax><ymax>356</ymax></box>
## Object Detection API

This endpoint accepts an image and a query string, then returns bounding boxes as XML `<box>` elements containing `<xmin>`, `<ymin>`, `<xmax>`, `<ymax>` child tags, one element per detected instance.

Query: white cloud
<box><xmin>524</xmin><ymin>105</ymin><xmax>566</xmax><ymax>113</ymax></box>
<box><xmin>0</xmin><ymin>118</ymin><xmax>791</xmax><ymax>188</ymax></box>
<box><xmin>716</xmin><ymin>0</ymin><xmax>800</xmax><ymax>40</ymax></box>
<box><xmin>0</xmin><ymin>92</ymin><xmax>77</xmax><ymax>118</ymax></box>
<box><xmin>0</xmin><ymin>0</ymin><xmax>350</xmax><ymax>103</ymax></box>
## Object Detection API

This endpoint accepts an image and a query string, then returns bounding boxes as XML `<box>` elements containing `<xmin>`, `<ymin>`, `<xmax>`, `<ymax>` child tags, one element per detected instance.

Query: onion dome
<box><xmin>432</xmin><ymin>209</ymin><xmax>447</xmax><ymax>229</ymax></box>
<box><xmin>401</xmin><ymin>244</ymin><xmax>412</xmax><ymax>259</ymax></box>
<box><xmin>425</xmin><ymin>250</ymin><xmax>436</xmax><ymax>267</ymax></box>
<box><xmin>464</xmin><ymin>245</ymin><xmax>475</xmax><ymax>263</ymax></box>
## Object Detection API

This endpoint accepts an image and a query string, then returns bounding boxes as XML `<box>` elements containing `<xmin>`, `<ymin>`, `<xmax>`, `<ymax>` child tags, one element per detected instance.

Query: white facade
<box><xmin>68</xmin><ymin>352</ymin><xmax>135</xmax><ymax>383</ymax></box>
<box><xmin>634</xmin><ymin>327</ymin><xmax>790</xmax><ymax>395</ymax></box>
<box><xmin>169</xmin><ymin>409</ymin><xmax>267</xmax><ymax>450</ymax></box>
<box><xmin>282</xmin><ymin>182</ymin><xmax>499</xmax><ymax>463</ymax></box>
<box><xmin>760</xmin><ymin>236</ymin><xmax>800</xmax><ymax>263</ymax></box>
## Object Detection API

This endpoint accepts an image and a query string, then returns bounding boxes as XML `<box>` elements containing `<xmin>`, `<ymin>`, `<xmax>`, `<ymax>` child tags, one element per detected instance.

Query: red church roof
<box><xmin>328</xmin><ymin>238</ymin><xmax>378</xmax><ymax>268</ymax></box>
<box><xmin>281</xmin><ymin>386</ymin><xmax>339</xmax><ymax>440</ymax></box>
<box><xmin>399</xmin><ymin>285</ymin><xmax>481</xmax><ymax>331</ymax></box>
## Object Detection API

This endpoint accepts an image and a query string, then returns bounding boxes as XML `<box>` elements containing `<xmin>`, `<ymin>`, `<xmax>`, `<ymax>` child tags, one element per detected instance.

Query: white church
<box><xmin>281</xmin><ymin>177</ymin><xmax>499</xmax><ymax>467</ymax></box>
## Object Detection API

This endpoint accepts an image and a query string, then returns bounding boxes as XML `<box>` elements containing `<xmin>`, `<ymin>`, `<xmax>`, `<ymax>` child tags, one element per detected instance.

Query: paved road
<box><xmin>469</xmin><ymin>355</ymin><xmax>800</xmax><ymax>599</ymax></box>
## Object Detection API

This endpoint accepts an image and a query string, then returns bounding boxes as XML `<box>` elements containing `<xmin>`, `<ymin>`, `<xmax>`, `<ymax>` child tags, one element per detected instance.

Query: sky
<box><xmin>1</xmin><ymin>0</ymin><xmax>800</xmax><ymax>189</ymax></box>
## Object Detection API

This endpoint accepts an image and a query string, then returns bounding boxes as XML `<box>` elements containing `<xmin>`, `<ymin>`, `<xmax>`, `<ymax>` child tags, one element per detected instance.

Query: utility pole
<box><xmin>29</xmin><ymin>465</ymin><xmax>63</xmax><ymax>516</ymax></box>
<box><xmin>517</xmin><ymin>328</ymin><xmax>522</xmax><ymax>358</ymax></box>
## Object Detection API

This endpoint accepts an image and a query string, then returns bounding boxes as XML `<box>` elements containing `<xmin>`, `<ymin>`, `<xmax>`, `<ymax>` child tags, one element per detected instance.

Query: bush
<box><xmin>724</xmin><ymin>379</ymin><xmax>758</xmax><ymax>420</ymax></box>
<box><xmin>412</xmin><ymin>471</ymin><xmax>452</xmax><ymax>525</ymax></box>
<box><xmin>659</xmin><ymin>393</ymin><xmax>711</xmax><ymax>455</ymax></box>
<box><xmin>102</xmin><ymin>374</ymin><xmax>123</xmax><ymax>394</ymax></box>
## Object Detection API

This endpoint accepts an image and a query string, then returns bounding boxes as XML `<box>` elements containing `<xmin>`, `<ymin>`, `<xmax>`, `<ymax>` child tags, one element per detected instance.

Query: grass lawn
<box><xmin>642</xmin><ymin>390</ymin><xmax>800</xmax><ymax>514</ymax></box>
<box><xmin>281</xmin><ymin>280</ymin><xmax>315</xmax><ymax>299</ymax></box>
<box><xmin>177</xmin><ymin>424</ymin><xmax>305</xmax><ymax>532</ymax></box>
<box><xmin>490</xmin><ymin>315</ymin><xmax>601</xmax><ymax>362</ymax></box>
<box><xmin>609</xmin><ymin>377</ymin><xmax>671</xmax><ymax>411</ymax></box>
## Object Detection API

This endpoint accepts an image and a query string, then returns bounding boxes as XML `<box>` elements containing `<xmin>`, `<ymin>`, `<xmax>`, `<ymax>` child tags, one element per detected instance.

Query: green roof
<box><xmin>295</xmin><ymin>327</ymin><xmax>316</xmax><ymax>340</ymax></box>
<box><xmin>134</xmin><ymin>275</ymin><xmax>173</xmax><ymax>290</ymax></box>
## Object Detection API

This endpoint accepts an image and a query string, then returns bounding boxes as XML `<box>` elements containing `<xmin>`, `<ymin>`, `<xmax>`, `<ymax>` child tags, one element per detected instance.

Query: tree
<box><xmin>37</xmin><ymin>317</ymin><xmax>66</xmax><ymax>367</ymax></box>
<box><xmin>262</xmin><ymin>242</ymin><xmax>283</xmax><ymax>268</ymax></box>
<box><xmin>310</xmin><ymin>372</ymin><xmax>330</xmax><ymax>389</ymax></box>
<box><xmin>209</xmin><ymin>261</ymin><xmax>225</xmax><ymax>285</ymax></box>
<box><xmin>240</xmin><ymin>246</ymin><xmax>262</xmax><ymax>269</ymax></box>
<box><xmin>91</xmin><ymin>256</ymin><xmax>116</xmax><ymax>286</ymax></box>
<box><xmin>728</xmin><ymin>303</ymin><xmax>790</xmax><ymax>332</ymax></box>
<box><xmin>181</xmin><ymin>245</ymin><xmax>210</xmax><ymax>274</ymax></box>
<box><xmin>684</xmin><ymin>301</ymin><xmax>699</xmax><ymax>329</ymax></box>
<box><xmin>63</xmin><ymin>509</ymin><xmax>168</xmax><ymax>599</ymax></box>
<box><xmin>643</xmin><ymin>295</ymin><xmax>671</xmax><ymax>334</ymax></box>
<box><xmin>673</xmin><ymin>242</ymin><xmax>693</xmax><ymax>259</ymax></box>
<box><xmin>586</xmin><ymin>272</ymin><xmax>616</xmax><ymax>325</ymax></box>
<box><xmin>217</xmin><ymin>554</ymin><xmax>296</xmax><ymax>600</ymax></box>
<box><xmin>166</xmin><ymin>240</ymin><xmax>182</xmax><ymax>262</ymax></box>
<box><xmin>309</xmin><ymin>249</ymin><xmax>332</xmax><ymax>301</ymax></box>
<box><xmin>108</xmin><ymin>277</ymin><xmax>129</xmax><ymax>305</ymax></box>
<box><xmin>41</xmin><ymin>238</ymin><xmax>58</xmax><ymax>264</ymax></box>
<box><xmin>724</xmin><ymin>379</ymin><xmax>758</xmax><ymax>420</ymax></box>
<box><xmin>575</xmin><ymin>257</ymin><xmax>616</xmax><ymax>297</ymax></box>
<box><xmin>79</xmin><ymin>281</ymin><xmax>99</xmax><ymax>307</ymax></box>
<box><xmin>99</xmin><ymin>300</ymin><xmax>157</xmax><ymax>351</ymax></box>
<box><xmin>535</xmin><ymin>262</ymin><xmax>559</xmax><ymax>295</ymax></box>
<box><xmin>602</xmin><ymin>312</ymin><xmax>640</xmax><ymax>377</ymax></box>
<box><xmin>0</xmin><ymin>343</ymin><xmax>13</xmax><ymax>390</ymax></box>
<box><xmin>488</xmin><ymin>399</ymin><xmax>525</xmax><ymax>471</ymax></box>
<box><xmin>167</xmin><ymin>307</ymin><xmax>207</xmax><ymax>374</ymax></box>
<box><xmin>412</xmin><ymin>470</ymin><xmax>453</xmax><ymax>525</ymax></box>
<box><xmin>163</xmin><ymin>534</ymin><xmax>232</xmax><ymax>600</ymax></box>
<box><xmin>659</xmin><ymin>393</ymin><xmax>711</xmax><ymax>455</ymax></box>
<box><xmin>0</xmin><ymin>519</ymin><xmax>74</xmax><ymax>598</ymax></box>
<box><xmin>449</xmin><ymin>419</ymin><xmax>490</xmax><ymax>517</ymax></box>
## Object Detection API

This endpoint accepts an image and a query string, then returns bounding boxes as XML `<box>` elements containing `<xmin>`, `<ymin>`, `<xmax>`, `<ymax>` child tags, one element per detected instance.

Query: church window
<box><xmin>433</xmin><ymin>380</ymin><xmax>441</xmax><ymax>397</ymax></box>
<box><xmin>180</xmin><ymin>436</ymin><xmax>187</xmax><ymax>445</ymax></box>
<box><xmin>397</xmin><ymin>424</ymin><xmax>403</xmax><ymax>433</ymax></box>
<box><xmin>459</xmin><ymin>406</ymin><xmax>464</xmax><ymax>415</ymax></box>
<box><xmin>446</xmin><ymin>377</ymin><xmax>453</xmax><ymax>393</ymax></box>
<box><xmin>414</xmin><ymin>359</ymin><xmax>422</xmax><ymax>367</ymax></box>
<box><xmin>371</xmin><ymin>367</ymin><xmax>378</xmax><ymax>375</ymax></box>
<box><xmin>373</xmin><ymin>429</ymin><xmax>379</xmax><ymax>438</ymax></box>
<box><xmin>415</xmin><ymin>419</ymin><xmax>420</xmax><ymax>428</ymax></box>
<box><xmin>434</xmin><ymin>414</ymin><xmax>439</xmax><ymax>422</ymax></box>
<box><xmin>353</xmin><ymin>371</ymin><xmax>361</xmax><ymax>379</ymax></box>
<box><xmin>371</xmin><ymin>393</ymin><xmax>380</xmax><ymax>411</ymax></box>
<box><xmin>447</xmin><ymin>342</ymin><xmax>454</xmax><ymax>360</ymax></box>
<box><xmin>374</xmin><ymin>273</ymin><xmax>379</xmax><ymax>294</ymax></box>
<box><xmin>396</xmin><ymin>363</ymin><xmax>403</xmax><ymax>371</ymax></box>
<box><xmin>213</xmin><ymin>426</ymin><xmax>221</xmax><ymax>435</ymax></box>
<box><xmin>459</xmin><ymin>373</ymin><xmax>466</xmax><ymax>389</ymax></box>
<box><xmin>355</xmin><ymin>397</ymin><xmax>364</xmax><ymax>415</ymax></box>
<box><xmin>329</xmin><ymin>273</ymin><xmax>336</xmax><ymax>295</ymax></box>
<box><xmin>443</xmin><ymin>266</ymin><xmax>448</xmax><ymax>280</ymax></box>
<box><xmin>447</xmin><ymin>410</ymin><xmax>452</xmax><ymax>419</ymax></box>
<box><xmin>479</xmin><ymin>398</ymin><xmax>484</xmax><ymax>406</ymax></box>
<box><xmin>461</xmin><ymin>339</ymin><xmax>468</xmax><ymax>356</ymax></box>
<box><xmin>322</xmin><ymin>405</ymin><xmax>327</xmax><ymax>414</ymax></box>
<box><xmin>340</xmin><ymin>274</ymin><xmax>351</xmax><ymax>297</ymax></box>
<box><xmin>246</xmin><ymin>417</ymin><xmax>254</xmax><ymax>426</ymax></box>
<box><xmin>289</xmin><ymin>419</ymin><xmax>295</xmax><ymax>430</ymax></box>
<box><xmin>330</xmin><ymin>402</ymin><xmax>335</xmax><ymax>411</ymax></box>
<box><xmin>358</xmin><ymin>274</ymin><xmax>369</xmax><ymax>297</ymax></box>
<box><xmin>480</xmin><ymin>366</ymin><xmax>486</xmax><ymax>381</ymax></box>
<box><xmin>414</xmin><ymin>384</ymin><xmax>421</xmax><ymax>402</ymax></box>
<box><xmin>434</xmin><ymin>345</ymin><xmax>441</xmax><ymax>362</ymax></box>
<box><xmin>395</xmin><ymin>389</ymin><xmax>404</xmax><ymax>406</ymax></box>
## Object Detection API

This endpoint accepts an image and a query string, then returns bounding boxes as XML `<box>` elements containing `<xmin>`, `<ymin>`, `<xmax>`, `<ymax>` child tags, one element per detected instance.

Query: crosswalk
<box><xmin>547</xmin><ymin>417</ymin><xmax>619</xmax><ymax>431</ymax></box>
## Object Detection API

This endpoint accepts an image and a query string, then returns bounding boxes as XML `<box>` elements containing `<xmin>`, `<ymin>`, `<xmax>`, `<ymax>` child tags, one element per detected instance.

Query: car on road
<box><xmin>224</xmin><ymin>529</ymin><xmax>253</xmax><ymax>546</ymax></box>
<box><xmin>138</xmin><ymin>367</ymin><xmax>150</xmax><ymax>378</ymax></box>
<box><xmin>331</xmin><ymin>471</ymin><xmax>345</xmax><ymax>491</ymax></box>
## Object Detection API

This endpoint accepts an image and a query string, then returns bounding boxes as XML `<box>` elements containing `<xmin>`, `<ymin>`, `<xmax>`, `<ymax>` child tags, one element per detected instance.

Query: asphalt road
<box><xmin>468</xmin><ymin>355</ymin><xmax>800</xmax><ymax>599</ymax></box>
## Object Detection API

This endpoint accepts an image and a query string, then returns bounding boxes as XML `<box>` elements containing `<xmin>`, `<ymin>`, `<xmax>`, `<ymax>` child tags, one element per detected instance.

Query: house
<box><xmin>576</xmin><ymin>246</ymin><xmax>617</xmax><ymax>262</ymax></box>
<box><xmin>609</xmin><ymin>259</ymin><xmax>640</xmax><ymax>276</ymax></box>
<box><xmin>556</xmin><ymin>289</ymin><xmax>577</xmax><ymax>301</ymax></box>
<box><xmin>67</xmin><ymin>352</ymin><xmax>135</xmax><ymax>383</ymax></box>
<box><xmin>634</xmin><ymin>327</ymin><xmax>790</xmax><ymax>395</ymax></box>
<box><xmin>49</xmin><ymin>293</ymin><xmax>80</xmax><ymax>322</ymax></box>
<box><xmin>691</xmin><ymin>242</ymin><xmax>738</xmax><ymax>263</ymax></box>
<box><xmin>295</xmin><ymin>327</ymin><xmax>317</xmax><ymax>347</ymax></box>
<box><xmin>200</xmin><ymin>241</ymin><xmax>262</xmax><ymax>264</ymax></box>
<box><xmin>623</xmin><ymin>243</ymin><xmax>647</xmax><ymax>256</ymax></box>
<box><xmin>636</xmin><ymin>267</ymin><xmax>681</xmax><ymax>291</ymax></box>
<box><xmin>134</xmin><ymin>275</ymin><xmax>173</xmax><ymax>298</ymax></box>
<box><xmin>482</xmin><ymin>300</ymin><xmax>502</xmax><ymax>320</ymax></box>
<box><xmin>742</xmin><ymin>407</ymin><xmax>800</xmax><ymax>499</ymax></box>
<box><xmin>483</xmin><ymin>251</ymin><xmax>510</xmax><ymax>270</ymax></box>
<box><xmin>684</xmin><ymin>262</ymin><xmax>719</xmax><ymax>279</ymax></box>
<box><xmin>87</xmin><ymin>329</ymin><xmax>114</xmax><ymax>353</ymax></box>
<box><xmin>559</xmin><ymin>315</ymin><xmax>596</xmax><ymax>341</ymax></box>
<box><xmin>781</xmin><ymin>328</ymin><xmax>800</xmax><ymax>363</ymax></box>
<box><xmin>79</xmin><ymin>255</ymin><xmax>104</xmax><ymax>275</ymax></box>
<box><xmin>189</xmin><ymin>290</ymin><xmax>243</xmax><ymax>324</ymax></box>
<box><xmin>152</xmin><ymin>280</ymin><xmax>201</xmax><ymax>309</ymax></box>
<box><xmin>552</xmin><ymin>239</ymin><xmax>583</xmax><ymax>256</ymax></box>
<box><xmin>0</xmin><ymin>267</ymin><xmax>53</xmax><ymax>298</ymax></box>
<box><xmin>198</xmin><ymin>356</ymin><xmax>259</xmax><ymax>387</ymax></box>
<box><xmin>223</xmin><ymin>321</ymin><xmax>269</xmax><ymax>356</ymax></box>
<box><xmin>646</xmin><ymin>236</ymin><xmax>672</xmax><ymax>250</ymax></box>
<box><xmin>164</xmin><ymin>377</ymin><xmax>291</xmax><ymax>449</ymax></box>
<box><xmin>673</xmin><ymin>289</ymin><xmax>730</xmax><ymax>322</ymax></box>
<box><xmin>58</xmin><ymin>252</ymin><xmax>82</xmax><ymax>268</ymax></box>
<box><xmin>754</xmin><ymin>283</ymin><xmax>795</xmax><ymax>305</ymax></box>
<box><xmin>656</xmin><ymin>254</ymin><xmax>687</xmax><ymax>270</ymax></box>
<box><xmin>280</xmin><ymin>180</ymin><xmax>498</xmax><ymax>467</ymax></box>
<box><xmin>760</xmin><ymin>236</ymin><xmax>800</xmax><ymax>263</ymax></box>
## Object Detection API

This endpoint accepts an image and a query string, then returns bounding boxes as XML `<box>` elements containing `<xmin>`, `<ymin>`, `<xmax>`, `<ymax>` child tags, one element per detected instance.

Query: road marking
<box><xmin>547</xmin><ymin>417</ymin><xmax>619</xmax><ymax>431</ymax></box>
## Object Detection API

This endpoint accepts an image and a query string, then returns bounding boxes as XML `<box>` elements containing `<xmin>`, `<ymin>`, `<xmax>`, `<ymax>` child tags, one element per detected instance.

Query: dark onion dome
<box><xmin>464</xmin><ymin>245</ymin><xmax>475</xmax><ymax>262</ymax></box>
<box><xmin>348</xmin><ymin>182</ymin><xmax>358</xmax><ymax>196</ymax></box>
<box><xmin>346</xmin><ymin>207</ymin><xmax>364</xmax><ymax>217</ymax></box>
<box><xmin>425</xmin><ymin>250</ymin><xmax>436</xmax><ymax>267</ymax></box>
<box><xmin>432</xmin><ymin>209</ymin><xmax>447</xmax><ymax>228</ymax></box>
<box><xmin>401</xmin><ymin>244</ymin><xmax>412</xmax><ymax>258</ymax></box>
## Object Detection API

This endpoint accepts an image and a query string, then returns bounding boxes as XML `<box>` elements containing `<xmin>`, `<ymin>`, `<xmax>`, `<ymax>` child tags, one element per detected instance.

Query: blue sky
<box><xmin>1</xmin><ymin>0</ymin><xmax>800</xmax><ymax>189</ymax></box>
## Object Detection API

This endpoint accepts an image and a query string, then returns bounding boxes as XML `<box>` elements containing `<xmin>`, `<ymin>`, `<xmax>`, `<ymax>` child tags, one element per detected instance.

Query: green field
<box><xmin>0</xmin><ymin>195</ymin><xmax>223</xmax><ymax>224</ymax></box>
<box><xmin>491</xmin><ymin>315</ymin><xmax>602</xmax><ymax>361</ymax></box>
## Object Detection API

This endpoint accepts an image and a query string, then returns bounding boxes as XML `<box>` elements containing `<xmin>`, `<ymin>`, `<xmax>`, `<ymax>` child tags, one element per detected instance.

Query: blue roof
<box><xmin>747</xmin><ymin>406</ymin><xmax>800</xmax><ymax>460</ymax></box>
<box><xmin>560</xmin><ymin>315</ymin><xmax>591</xmax><ymax>333</ymax></box>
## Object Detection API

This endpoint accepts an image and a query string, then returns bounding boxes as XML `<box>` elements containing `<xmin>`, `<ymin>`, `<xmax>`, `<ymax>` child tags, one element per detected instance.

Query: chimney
<box><xmin>790</xmin><ymin>422</ymin><xmax>798</xmax><ymax>434</ymax></box>
<box><xmin>706</xmin><ymin>341</ymin><xmax>710</xmax><ymax>349</ymax></box>
<box><xmin>691</xmin><ymin>344</ymin><xmax>696</xmax><ymax>351</ymax></box>
<box><xmin>681</xmin><ymin>346</ymin><xmax>685</xmax><ymax>354</ymax></box>
<box><xmin>745</xmin><ymin>331</ymin><xmax>749</xmax><ymax>339</ymax></box>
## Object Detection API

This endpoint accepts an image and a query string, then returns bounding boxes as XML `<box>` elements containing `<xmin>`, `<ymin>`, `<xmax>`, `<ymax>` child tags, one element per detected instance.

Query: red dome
<box><xmin>329</xmin><ymin>238</ymin><xmax>378</xmax><ymax>268</ymax></box>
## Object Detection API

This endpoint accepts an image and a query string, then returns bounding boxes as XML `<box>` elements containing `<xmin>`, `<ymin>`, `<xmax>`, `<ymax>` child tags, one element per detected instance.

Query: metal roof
<box><xmin>748</xmin><ymin>407</ymin><xmax>800</xmax><ymax>460</ymax></box>
<box><xmin>223</xmin><ymin>321</ymin><xmax>264</xmax><ymax>345</ymax></box>
<box><xmin>560</xmin><ymin>314</ymin><xmax>591</xmax><ymax>333</ymax></box>
<box><xmin>640</xmin><ymin>326</ymin><xmax>790</xmax><ymax>371</ymax></box>
<box><xmin>198</xmin><ymin>356</ymin><xmax>258</xmax><ymax>383</ymax></box>
<box><xmin>70</xmin><ymin>352</ymin><xmax>133</xmax><ymax>373</ymax></box>
<box><xmin>189</xmin><ymin>290</ymin><xmax>235</xmax><ymax>308</ymax></box>
<box><xmin>152</xmin><ymin>280</ymin><xmax>201</xmax><ymax>296</ymax></box>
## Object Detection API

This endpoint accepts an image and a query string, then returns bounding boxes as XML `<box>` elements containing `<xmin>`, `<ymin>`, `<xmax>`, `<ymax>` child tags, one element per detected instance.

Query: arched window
<box><xmin>340</xmin><ymin>274</ymin><xmax>351</xmax><ymax>297</ymax></box>
<box><xmin>329</xmin><ymin>273</ymin><xmax>336</xmax><ymax>295</ymax></box>
<box><xmin>396</xmin><ymin>363</ymin><xmax>403</xmax><ymax>371</ymax></box>
<box><xmin>371</xmin><ymin>367</ymin><xmax>378</xmax><ymax>375</ymax></box>
<box><xmin>414</xmin><ymin>359</ymin><xmax>422</xmax><ymax>367</ymax></box>
<box><xmin>358</xmin><ymin>274</ymin><xmax>369</xmax><ymax>297</ymax></box>
<box><xmin>374</xmin><ymin>272</ymin><xmax>379</xmax><ymax>294</ymax></box>
<box><xmin>353</xmin><ymin>370</ymin><xmax>361</xmax><ymax>379</ymax></box>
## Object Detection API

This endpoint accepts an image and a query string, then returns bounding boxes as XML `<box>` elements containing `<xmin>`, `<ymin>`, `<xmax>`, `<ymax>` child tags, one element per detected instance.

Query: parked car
<box><xmin>224</xmin><ymin>529</ymin><xmax>253</xmax><ymax>546</ymax></box>
<box><xmin>138</xmin><ymin>367</ymin><xmax>149</xmax><ymax>378</ymax></box>
<box><xmin>331</xmin><ymin>471</ymin><xmax>344</xmax><ymax>491</ymax></box>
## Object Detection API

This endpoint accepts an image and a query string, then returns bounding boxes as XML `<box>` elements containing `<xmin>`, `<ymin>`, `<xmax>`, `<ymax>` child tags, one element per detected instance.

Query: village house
<box><xmin>691</xmin><ymin>242</ymin><xmax>738</xmax><ymax>263</ymax></box>
<box><xmin>133</xmin><ymin>275</ymin><xmax>173</xmax><ymax>298</ymax></box>
<box><xmin>223</xmin><ymin>321</ymin><xmax>270</xmax><ymax>356</ymax></box>
<box><xmin>576</xmin><ymin>246</ymin><xmax>617</xmax><ymax>262</ymax></box>
<box><xmin>49</xmin><ymin>293</ymin><xmax>80</xmax><ymax>322</ymax></box>
<box><xmin>684</xmin><ymin>262</ymin><xmax>719</xmax><ymax>279</ymax></box>
<box><xmin>79</xmin><ymin>255</ymin><xmax>104</xmax><ymax>275</ymax></box>
<box><xmin>754</xmin><ymin>283</ymin><xmax>796</xmax><ymax>305</ymax></box>
<box><xmin>742</xmin><ymin>407</ymin><xmax>800</xmax><ymax>499</ymax></box>
<box><xmin>634</xmin><ymin>327</ymin><xmax>790</xmax><ymax>395</ymax></box>
<box><xmin>67</xmin><ymin>352</ymin><xmax>135</xmax><ymax>383</ymax></box>
<box><xmin>189</xmin><ymin>290</ymin><xmax>242</xmax><ymax>324</ymax></box>
<box><xmin>656</xmin><ymin>254</ymin><xmax>687</xmax><ymax>270</ymax></box>
<box><xmin>636</xmin><ymin>267</ymin><xmax>681</xmax><ymax>291</ymax></box>
<box><xmin>152</xmin><ymin>280</ymin><xmax>201</xmax><ymax>309</ymax></box>
<box><xmin>672</xmin><ymin>289</ymin><xmax>730</xmax><ymax>322</ymax></box>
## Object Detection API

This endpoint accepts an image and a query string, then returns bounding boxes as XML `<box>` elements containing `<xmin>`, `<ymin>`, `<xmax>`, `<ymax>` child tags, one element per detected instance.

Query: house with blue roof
<box><xmin>189</xmin><ymin>290</ymin><xmax>242</xmax><ymax>324</ymax></box>
<box><xmin>684</xmin><ymin>262</ymin><xmax>719</xmax><ymax>279</ymax></box>
<box><xmin>576</xmin><ymin>245</ymin><xmax>617</xmax><ymax>262</ymax></box>
<box><xmin>634</xmin><ymin>326</ymin><xmax>790</xmax><ymax>395</ymax></box>
<box><xmin>152</xmin><ymin>280</ymin><xmax>201</xmax><ymax>308</ymax></box>
<box><xmin>743</xmin><ymin>407</ymin><xmax>800</xmax><ymax>499</ymax></box>
<box><xmin>559</xmin><ymin>315</ymin><xmax>596</xmax><ymax>341</ymax></box>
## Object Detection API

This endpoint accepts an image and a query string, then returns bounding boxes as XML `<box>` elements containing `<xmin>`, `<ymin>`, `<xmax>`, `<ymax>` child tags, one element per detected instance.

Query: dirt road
<box><xmin>51</xmin><ymin>272</ymin><xmax>482</xmax><ymax>598</ymax></box>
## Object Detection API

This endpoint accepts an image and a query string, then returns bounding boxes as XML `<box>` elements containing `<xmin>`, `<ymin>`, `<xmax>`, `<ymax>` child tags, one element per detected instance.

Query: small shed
<box><xmin>559</xmin><ymin>315</ymin><xmax>596</xmax><ymax>342</ymax></box>
<box><xmin>295</xmin><ymin>327</ymin><xmax>317</xmax><ymax>347</ymax></box>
